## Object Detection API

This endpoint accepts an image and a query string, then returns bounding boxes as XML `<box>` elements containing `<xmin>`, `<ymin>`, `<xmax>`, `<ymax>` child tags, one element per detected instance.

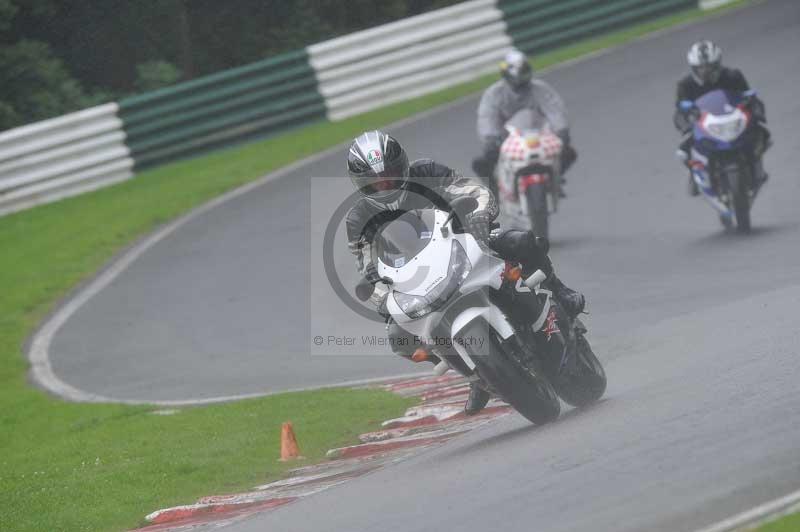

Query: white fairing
<box><xmin>449</xmin><ymin>305</ymin><xmax>515</xmax><ymax>370</ymax></box>
<box><xmin>377</xmin><ymin>210</ymin><xmax>503</xmax><ymax>299</ymax></box>
<box><xmin>377</xmin><ymin>209</ymin><xmax>509</xmax><ymax>370</ymax></box>
<box><xmin>701</xmin><ymin>108</ymin><xmax>749</xmax><ymax>143</ymax></box>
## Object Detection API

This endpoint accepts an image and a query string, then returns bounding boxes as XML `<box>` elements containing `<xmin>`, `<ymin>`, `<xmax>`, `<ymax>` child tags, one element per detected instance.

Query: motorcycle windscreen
<box><xmin>506</xmin><ymin>108</ymin><xmax>543</xmax><ymax>131</ymax></box>
<box><xmin>695</xmin><ymin>89</ymin><xmax>744</xmax><ymax>114</ymax></box>
<box><xmin>373</xmin><ymin>210</ymin><xmax>436</xmax><ymax>269</ymax></box>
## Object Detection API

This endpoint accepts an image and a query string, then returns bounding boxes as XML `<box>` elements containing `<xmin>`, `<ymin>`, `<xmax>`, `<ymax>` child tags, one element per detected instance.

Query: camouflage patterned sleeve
<box><xmin>443</xmin><ymin>171</ymin><xmax>499</xmax><ymax>221</ymax></box>
<box><xmin>532</xmin><ymin>79</ymin><xmax>568</xmax><ymax>135</ymax></box>
<box><xmin>477</xmin><ymin>83</ymin><xmax>507</xmax><ymax>149</ymax></box>
<box><xmin>345</xmin><ymin>205</ymin><xmax>389</xmax><ymax>309</ymax></box>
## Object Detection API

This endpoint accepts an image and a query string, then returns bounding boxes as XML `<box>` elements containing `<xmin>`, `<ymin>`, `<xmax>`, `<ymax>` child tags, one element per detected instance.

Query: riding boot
<box><xmin>465</xmin><ymin>382</ymin><xmax>491</xmax><ymax>415</ymax></box>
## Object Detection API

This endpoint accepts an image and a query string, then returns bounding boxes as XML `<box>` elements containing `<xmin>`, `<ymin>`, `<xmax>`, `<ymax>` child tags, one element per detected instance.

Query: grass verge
<box><xmin>1</xmin><ymin>389</ymin><xmax>414</xmax><ymax>531</ymax></box>
<box><xmin>0</xmin><ymin>1</ymin><xmax>751</xmax><ymax>530</ymax></box>
<box><xmin>754</xmin><ymin>511</ymin><xmax>800</xmax><ymax>531</ymax></box>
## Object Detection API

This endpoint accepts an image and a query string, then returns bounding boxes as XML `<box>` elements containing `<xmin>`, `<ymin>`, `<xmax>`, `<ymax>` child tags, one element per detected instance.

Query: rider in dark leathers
<box><xmin>346</xmin><ymin>130</ymin><xmax>585</xmax><ymax>415</ymax></box>
<box><xmin>674</xmin><ymin>40</ymin><xmax>770</xmax><ymax>195</ymax></box>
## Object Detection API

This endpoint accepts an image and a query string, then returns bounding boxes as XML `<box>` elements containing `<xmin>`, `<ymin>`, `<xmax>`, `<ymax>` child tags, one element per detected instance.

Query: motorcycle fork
<box><xmin>548</xmin><ymin>174</ymin><xmax>560</xmax><ymax>214</ymax></box>
<box><xmin>427</xmin><ymin>321</ymin><xmax>478</xmax><ymax>378</ymax></box>
<box><xmin>718</xmin><ymin>155</ymin><xmax>755</xmax><ymax>206</ymax></box>
<box><xmin>490</xmin><ymin>286</ymin><xmax>559</xmax><ymax>376</ymax></box>
<box><xmin>532</xmin><ymin>302</ymin><xmax>578</xmax><ymax>377</ymax></box>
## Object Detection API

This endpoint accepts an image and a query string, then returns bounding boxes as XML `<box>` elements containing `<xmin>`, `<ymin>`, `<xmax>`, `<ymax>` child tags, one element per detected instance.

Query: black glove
<box><xmin>472</xmin><ymin>138</ymin><xmax>503</xmax><ymax>178</ymax></box>
<box><xmin>466</xmin><ymin>211</ymin><xmax>493</xmax><ymax>242</ymax></box>
<box><xmin>471</xmin><ymin>157</ymin><xmax>491</xmax><ymax>179</ymax></box>
<box><xmin>747</xmin><ymin>96</ymin><xmax>767</xmax><ymax>123</ymax></box>
<box><xmin>674</xmin><ymin>108</ymin><xmax>695</xmax><ymax>134</ymax></box>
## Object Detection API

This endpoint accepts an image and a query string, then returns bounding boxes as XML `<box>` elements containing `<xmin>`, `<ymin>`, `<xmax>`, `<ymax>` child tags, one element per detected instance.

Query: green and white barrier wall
<box><xmin>118</xmin><ymin>49</ymin><xmax>326</xmax><ymax>168</ymax></box>
<box><xmin>0</xmin><ymin>0</ymin><xmax>716</xmax><ymax>216</ymax></box>
<box><xmin>0</xmin><ymin>103</ymin><xmax>134</xmax><ymax>216</ymax></box>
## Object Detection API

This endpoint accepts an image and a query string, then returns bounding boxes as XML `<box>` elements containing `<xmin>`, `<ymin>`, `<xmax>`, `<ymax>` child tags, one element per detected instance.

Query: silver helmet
<box><xmin>501</xmin><ymin>49</ymin><xmax>533</xmax><ymax>91</ymax></box>
<box><xmin>347</xmin><ymin>130</ymin><xmax>410</xmax><ymax>209</ymax></box>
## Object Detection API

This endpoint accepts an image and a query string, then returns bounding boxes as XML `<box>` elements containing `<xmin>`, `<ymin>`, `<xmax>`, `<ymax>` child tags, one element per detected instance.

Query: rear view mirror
<box><xmin>444</xmin><ymin>196</ymin><xmax>479</xmax><ymax>230</ymax></box>
<box><xmin>355</xmin><ymin>277</ymin><xmax>375</xmax><ymax>302</ymax></box>
<box><xmin>450</xmin><ymin>196</ymin><xmax>479</xmax><ymax>218</ymax></box>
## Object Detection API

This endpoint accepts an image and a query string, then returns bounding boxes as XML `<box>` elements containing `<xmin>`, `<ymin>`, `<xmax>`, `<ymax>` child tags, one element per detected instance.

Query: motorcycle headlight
<box><xmin>706</xmin><ymin>117</ymin><xmax>745</xmax><ymax>142</ymax></box>
<box><xmin>394</xmin><ymin>241</ymin><xmax>472</xmax><ymax>319</ymax></box>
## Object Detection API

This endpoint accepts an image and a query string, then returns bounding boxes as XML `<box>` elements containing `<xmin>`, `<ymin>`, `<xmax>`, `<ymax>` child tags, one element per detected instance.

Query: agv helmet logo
<box><xmin>367</xmin><ymin>149</ymin><xmax>383</xmax><ymax>166</ymax></box>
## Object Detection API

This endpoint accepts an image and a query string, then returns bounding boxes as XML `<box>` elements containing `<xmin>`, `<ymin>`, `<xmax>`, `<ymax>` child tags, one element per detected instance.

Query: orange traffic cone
<box><xmin>279</xmin><ymin>422</ymin><xmax>302</xmax><ymax>461</ymax></box>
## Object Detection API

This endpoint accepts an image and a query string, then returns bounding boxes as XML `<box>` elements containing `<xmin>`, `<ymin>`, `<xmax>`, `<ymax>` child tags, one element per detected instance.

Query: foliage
<box><xmin>755</xmin><ymin>512</ymin><xmax>800</xmax><ymax>532</ymax></box>
<box><xmin>1</xmin><ymin>0</ymin><xmax>463</xmax><ymax>130</ymax></box>
<box><xmin>0</xmin><ymin>39</ymin><xmax>90</xmax><ymax>130</ymax></box>
<box><xmin>134</xmin><ymin>60</ymin><xmax>182</xmax><ymax>92</ymax></box>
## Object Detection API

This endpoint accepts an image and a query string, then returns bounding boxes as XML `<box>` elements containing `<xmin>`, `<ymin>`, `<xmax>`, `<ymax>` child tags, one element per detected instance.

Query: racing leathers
<box><xmin>674</xmin><ymin>67</ymin><xmax>771</xmax><ymax>191</ymax></box>
<box><xmin>345</xmin><ymin>158</ymin><xmax>585</xmax><ymax>363</ymax></box>
<box><xmin>473</xmin><ymin>78</ymin><xmax>577</xmax><ymax>185</ymax></box>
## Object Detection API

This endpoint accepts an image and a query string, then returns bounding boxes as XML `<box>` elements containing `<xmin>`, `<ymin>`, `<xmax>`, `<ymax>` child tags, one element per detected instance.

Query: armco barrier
<box><xmin>118</xmin><ymin>49</ymin><xmax>325</xmax><ymax>169</ymax></box>
<box><xmin>0</xmin><ymin>103</ymin><xmax>133</xmax><ymax>216</ymax></box>
<box><xmin>499</xmin><ymin>0</ymin><xmax>697</xmax><ymax>54</ymax></box>
<box><xmin>309</xmin><ymin>0</ymin><xmax>511</xmax><ymax>121</ymax></box>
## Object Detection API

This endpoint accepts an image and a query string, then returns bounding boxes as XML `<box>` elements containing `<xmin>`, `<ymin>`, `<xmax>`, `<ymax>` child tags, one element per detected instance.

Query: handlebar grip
<box><xmin>523</xmin><ymin>269</ymin><xmax>548</xmax><ymax>289</ymax></box>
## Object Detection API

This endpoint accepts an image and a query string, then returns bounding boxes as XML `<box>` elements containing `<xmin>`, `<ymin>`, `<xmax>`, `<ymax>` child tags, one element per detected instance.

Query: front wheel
<box><xmin>458</xmin><ymin>319</ymin><xmax>560</xmax><ymax>425</ymax></box>
<box><xmin>552</xmin><ymin>334</ymin><xmax>607</xmax><ymax>407</ymax></box>
<box><xmin>726</xmin><ymin>162</ymin><xmax>751</xmax><ymax>233</ymax></box>
<box><xmin>525</xmin><ymin>184</ymin><xmax>549</xmax><ymax>239</ymax></box>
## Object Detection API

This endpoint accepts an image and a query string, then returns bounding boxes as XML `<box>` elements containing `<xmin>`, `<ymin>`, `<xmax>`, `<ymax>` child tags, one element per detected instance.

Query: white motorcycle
<box><xmin>356</xmin><ymin>197</ymin><xmax>606</xmax><ymax>425</ymax></box>
<box><xmin>495</xmin><ymin>111</ymin><xmax>564</xmax><ymax>239</ymax></box>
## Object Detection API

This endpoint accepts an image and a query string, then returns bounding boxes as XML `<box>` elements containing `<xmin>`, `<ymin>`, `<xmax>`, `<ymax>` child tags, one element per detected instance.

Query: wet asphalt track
<box><xmin>46</xmin><ymin>0</ymin><xmax>800</xmax><ymax>529</ymax></box>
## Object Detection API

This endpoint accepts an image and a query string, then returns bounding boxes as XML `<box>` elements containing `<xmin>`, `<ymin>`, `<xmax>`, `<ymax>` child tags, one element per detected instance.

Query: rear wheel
<box><xmin>525</xmin><ymin>185</ymin><xmax>549</xmax><ymax>239</ymax></box>
<box><xmin>458</xmin><ymin>319</ymin><xmax>560</xmax><ymax>425</ymax></box>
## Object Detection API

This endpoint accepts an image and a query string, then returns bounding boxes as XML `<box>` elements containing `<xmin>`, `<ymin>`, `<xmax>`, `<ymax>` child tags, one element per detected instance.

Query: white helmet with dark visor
<box><xmin>688</xmin><ymin>40</ymin><xmax>722</xmax><ymax>85</ymax></box>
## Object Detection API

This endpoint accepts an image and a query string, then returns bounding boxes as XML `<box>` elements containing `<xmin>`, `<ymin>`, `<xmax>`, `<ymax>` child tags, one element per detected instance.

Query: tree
<box><xmin>0</xmin><ymin>0</ymin><xmax>466</xmax><ymax>130</ymax></box>
<box><xmin>134</xmin><ymin>60</ymin><xmax>181</xmax><ymax>92</ymax></box>
<box><xmin>0</xmin><ymin>40</ymin><xmax>92</xmax><ymax>130</ymax></box>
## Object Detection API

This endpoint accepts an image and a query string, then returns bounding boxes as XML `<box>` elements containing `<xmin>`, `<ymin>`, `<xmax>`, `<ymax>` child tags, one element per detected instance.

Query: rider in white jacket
<box><xmin>473</xmin><ymin>49</ymin><xmax>577</xmax><ymax>193</ymax></box>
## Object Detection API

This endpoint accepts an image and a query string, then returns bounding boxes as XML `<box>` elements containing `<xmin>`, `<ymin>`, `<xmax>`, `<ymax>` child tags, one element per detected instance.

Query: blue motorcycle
<box><xmin>680</xmin><ymin>89</ymin><xmax>763</xmax><ymax>232</ymax></box>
